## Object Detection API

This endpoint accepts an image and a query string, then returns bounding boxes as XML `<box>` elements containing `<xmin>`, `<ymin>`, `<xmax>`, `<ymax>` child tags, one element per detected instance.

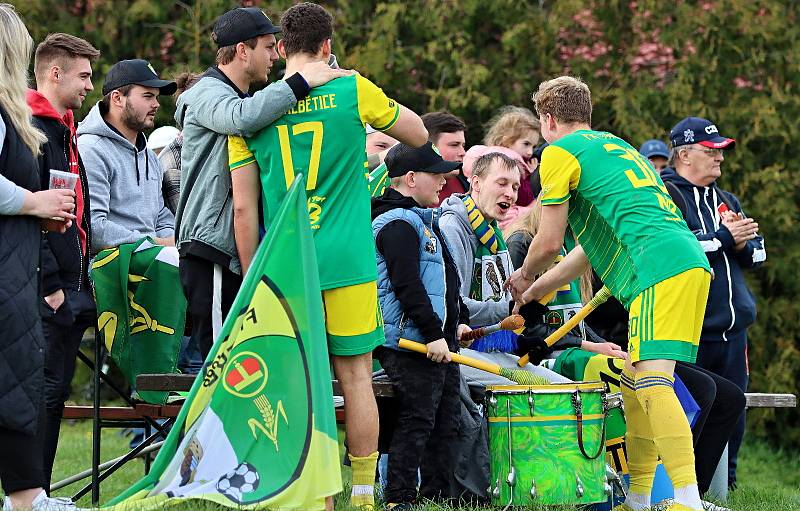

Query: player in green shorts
<box><xmin>227</xmin><ymin>4</ymin><xmax>427</xmax><ymax>509</ymax></box>
<box><xmin>506</xmin><ymin>76</ymin><xmax>711</xmax><ymax>511</ymax></box>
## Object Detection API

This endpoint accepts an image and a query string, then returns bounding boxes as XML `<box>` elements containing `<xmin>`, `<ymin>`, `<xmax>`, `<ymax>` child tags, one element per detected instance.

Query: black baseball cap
<box><xmin>102</xmin><ymin>59</ymin><xmax>177</xmax><ymax>96</ymax></box>
<box><xmin>212</xmin><ymin>7</ymin><xmax>280</xmax><ymax>47</ymax></box>
<box><xmin>669</xmin><ymin>117</ymin><xmax>736</xmax><ymax>150</ymax></box>
<box><xmin>385</xmin><ymin>142</ymin><xmax>462</xmax><ymax>178</ymax></box>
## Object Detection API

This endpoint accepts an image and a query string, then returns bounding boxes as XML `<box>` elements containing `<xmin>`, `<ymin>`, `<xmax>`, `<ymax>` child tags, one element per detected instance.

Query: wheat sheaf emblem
<box><xmin>249</xmin><ymin>394</ymin><xmax>288</xmax><ymax>451</ymax></box>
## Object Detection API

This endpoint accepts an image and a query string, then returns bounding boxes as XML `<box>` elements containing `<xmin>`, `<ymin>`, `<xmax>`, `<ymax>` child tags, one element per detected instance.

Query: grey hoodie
<box><xmin>173</xmin><ymin>68</ymin><xmax>298</xmax><ymax>275</ymax></box>
<box><xmin>78</xmin><ymin>103</ymin><xmax>174</xmax><ymax>253</ymax></box>
<box><xmin>439</xmin><ymin>194</ymin><xmax>513</xmax><ymax>326</ymax></box>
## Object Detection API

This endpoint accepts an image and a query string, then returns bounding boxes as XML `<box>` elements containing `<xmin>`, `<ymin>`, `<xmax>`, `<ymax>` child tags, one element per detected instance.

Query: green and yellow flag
<box><xmin>91</xmin><ymin>239</ymin><xmax>186</xmax><ymax>405</ymax></box>
<box><xmin>108</xmin><ymin>176</ymin><xmax>342</xmax><ymax>510</ymax></box>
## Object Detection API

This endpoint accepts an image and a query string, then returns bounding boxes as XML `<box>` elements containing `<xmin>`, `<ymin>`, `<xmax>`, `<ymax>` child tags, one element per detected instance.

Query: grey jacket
<box><xmin>439</xmin><ymin>194</ymin><xmax>512</xmax><ymax>326</ymax></box>
<box><xmin>173</xmin><ymin>68</ymin><xmax>298</xmax><ymax>275</ymax></box>
<box><xmin>77</xmin><ymin>103</ymin><xmax>174</xmax><ymax>253</ymax></box>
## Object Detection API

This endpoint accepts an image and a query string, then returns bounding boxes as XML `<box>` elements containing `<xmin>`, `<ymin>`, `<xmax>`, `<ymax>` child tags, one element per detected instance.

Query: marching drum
<box><xmin>485</xmin><ymin>382</ymin><xmax>612</xmax><ymax>507</ymax></box>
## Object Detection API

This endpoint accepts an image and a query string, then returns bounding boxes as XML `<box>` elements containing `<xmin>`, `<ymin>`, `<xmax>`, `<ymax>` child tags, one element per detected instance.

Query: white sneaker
<box><xmin>700</xmin><ymin>501</ymin><xmax>731</xmax><ymax>511</ymax></box>
<box><xmin>653</xmin><ymin>498</ymin><xmax>730</xmax><ymax>511</ymax></box>
<box><xmin>3</xmin><ymin>492</ymin><xmax>78</xmax><ymax>511</ymax></box>
<box><xmin>31</xmin><ymin>492</ymin><xmax>77</xmax><ymax>511</ymax></box>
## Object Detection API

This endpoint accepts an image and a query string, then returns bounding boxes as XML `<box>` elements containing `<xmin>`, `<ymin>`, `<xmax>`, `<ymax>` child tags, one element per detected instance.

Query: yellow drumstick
<box><xmin>398</xmin><ymin>339</ymin><xmax>549</xmax><ymax>385</ymax></box>
<box><xmin>516</xmin><ymin>286</ymin><xmax>613</xmax><ymax>367</ymax></box>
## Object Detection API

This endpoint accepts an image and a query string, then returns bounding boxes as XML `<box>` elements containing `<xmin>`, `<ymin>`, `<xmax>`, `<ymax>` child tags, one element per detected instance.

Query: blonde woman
<box><xmin>504</xmin><ymin>201</ymin><xmax>626</xmax><ymax>359</ymax></box>
<box><xmin>0</xmin><ymin>4</ymin><xmax>77</xmax><ymax>510</ymax></box>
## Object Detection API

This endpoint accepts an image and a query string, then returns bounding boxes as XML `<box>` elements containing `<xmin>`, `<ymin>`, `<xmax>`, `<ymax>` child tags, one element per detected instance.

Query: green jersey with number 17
<box><xmin>539</xmin><ymin>129</ymin><xmax>709</xmax><ymax>308</ymax></box>
<box><xmin>235</xmin><ymin>74</ymin><xmax>400</xmax><ymax>290</ymax></box>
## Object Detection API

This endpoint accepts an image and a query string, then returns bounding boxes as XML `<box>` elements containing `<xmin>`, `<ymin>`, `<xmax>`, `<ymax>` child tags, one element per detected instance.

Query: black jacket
<box><xmin>0</xmin><ymin>106</ymin><xmax>45</xmax><ymax>434</ymax></box>
<box><xmin>661</xmin><ymin>168</ymin><xmax>765</xmax><ymax>343</ymax></box>
<box><xmin>31</xmin><ymin>109</ymin><xmax>93</xmax><ymax>323</ymax></box>
<box><xmin>372</xmin><ymin>188</ymin><xmax>469</xmax><ymax>348</ymax></box>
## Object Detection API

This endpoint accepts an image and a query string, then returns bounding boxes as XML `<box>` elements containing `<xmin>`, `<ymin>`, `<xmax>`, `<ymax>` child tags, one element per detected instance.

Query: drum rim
<box><xmin>486</xmin><ymin>381</ymin><xmax>606</xmax><ymax>393</ymax></box>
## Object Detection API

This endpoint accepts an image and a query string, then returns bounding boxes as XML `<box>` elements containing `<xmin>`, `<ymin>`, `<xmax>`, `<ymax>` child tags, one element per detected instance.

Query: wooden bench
<box><xmin>133</xmin><ymin>373</ymin><xmax>797</xmax><ymax>409</ymax></box>
<box><xmin>132</xmin><ymin>374</ymin><xmax>398</xmax><ymax>423</ymax></box>
<box><xmin>63</xmin><ymin>404</ymin><xmax>183</xmax><ymax>420</ymax></box>
<box><xmin>66</xmin><ymin>388</ymin><xmax>796</xmax><ymax>423</ymax></box>
<box><xmin>135</xmin><ymin>373</ymin><xmax>396</xmax><ymax>396</ymax></box>
<box><xmin>744</xmin><ymin>393</ymin><xmax>796</xmax><ymax>408</ymax></box>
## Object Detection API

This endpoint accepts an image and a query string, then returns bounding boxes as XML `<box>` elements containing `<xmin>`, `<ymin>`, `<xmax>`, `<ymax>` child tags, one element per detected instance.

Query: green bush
<box><xmin>15</xmin><ymin>0</ymin><xmax>799</xmax><ymax>446</ymax></box>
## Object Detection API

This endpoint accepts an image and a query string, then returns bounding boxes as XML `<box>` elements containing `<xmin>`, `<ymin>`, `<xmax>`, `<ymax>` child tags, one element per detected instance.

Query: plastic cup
<box><xmin>48</xmin><ymin>169</ymin><xmax>77</xmax><ymax>220</ymax></box>
<box><xmin>49</xmin><ymin>169</ymin><xmax>78</xmax><ymax>191</ymax></box>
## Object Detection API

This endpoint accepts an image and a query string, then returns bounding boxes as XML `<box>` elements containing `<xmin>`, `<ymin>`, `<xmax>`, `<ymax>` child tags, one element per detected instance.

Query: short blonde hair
<box><xmin>533</xmin><ymin>76</ymin><xmax>592</xmax><ymax>125</ymax></box>
<box><xmin>483</xmin><ymin>106</ymin><xmax>540</xmax><ymax>148</ymax></box>
<box><xmin>471</xmin><ymin>152</ymin><xmax>520</xmax><ymax>180</ymax></box>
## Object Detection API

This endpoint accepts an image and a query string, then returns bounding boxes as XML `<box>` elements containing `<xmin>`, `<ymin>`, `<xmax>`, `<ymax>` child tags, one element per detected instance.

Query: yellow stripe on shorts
<box><xmin>322</xmin><ymin>281</ymin><xmax>379</xmax><ymax>337</ymax></box>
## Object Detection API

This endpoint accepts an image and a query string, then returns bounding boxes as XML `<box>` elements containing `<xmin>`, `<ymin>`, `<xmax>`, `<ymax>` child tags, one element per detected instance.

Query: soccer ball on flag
<box><xmin>216</xmin><ymin>462</ymin><xmax>261</xmax><ymax>503</ymax></box>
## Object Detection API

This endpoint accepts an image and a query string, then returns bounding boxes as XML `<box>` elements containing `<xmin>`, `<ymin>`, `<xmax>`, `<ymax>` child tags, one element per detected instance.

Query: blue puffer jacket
<box><xmin>661</xmin><ymin>168</ymin><xmax>766</xmax><ymax>343</ymax></box>
<box><xmin>373</xmin><ymin>207</ymin><xmax>446</xmax><ymax>349</ymax></box>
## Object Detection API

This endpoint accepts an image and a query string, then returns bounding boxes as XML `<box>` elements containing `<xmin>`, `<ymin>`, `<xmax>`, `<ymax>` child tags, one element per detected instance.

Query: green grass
<box><xmin>46</xmin><ymin>421</ymin><xmax>800</xmax><ymax>510</ymax></box>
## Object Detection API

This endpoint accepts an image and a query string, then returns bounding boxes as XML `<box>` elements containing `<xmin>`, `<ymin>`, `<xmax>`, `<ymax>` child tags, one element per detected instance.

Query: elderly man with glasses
<box><xmin>660</xmin><ymin>117</ymin><xmax>765</xmax><ymax>491</ymax></box>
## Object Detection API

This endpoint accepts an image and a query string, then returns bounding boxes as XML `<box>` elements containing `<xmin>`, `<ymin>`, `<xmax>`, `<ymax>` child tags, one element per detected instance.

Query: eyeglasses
<box><xmin>683</xmin><ymin>146</ymin><xmax>724</xmax><ymax>158</ymax></box>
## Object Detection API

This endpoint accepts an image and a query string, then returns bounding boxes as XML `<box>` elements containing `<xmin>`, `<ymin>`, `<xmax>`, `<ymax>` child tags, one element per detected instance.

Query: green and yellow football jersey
<box><xmin>229</xmin><ymin>73</ymin><xmax>399</xmax><ymax>290</ymax></box>
<box><xmin>539</xmin><ymin>129</ymin><xmax>709</xmax><ymax>308</ymax></box>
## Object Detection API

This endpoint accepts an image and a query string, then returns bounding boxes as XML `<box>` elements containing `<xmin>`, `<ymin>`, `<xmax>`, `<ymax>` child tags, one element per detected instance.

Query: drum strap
<box><xmin>573</xmin><ymin>392</ymin><xmax>607</xmax><ymax>460</ymax></box>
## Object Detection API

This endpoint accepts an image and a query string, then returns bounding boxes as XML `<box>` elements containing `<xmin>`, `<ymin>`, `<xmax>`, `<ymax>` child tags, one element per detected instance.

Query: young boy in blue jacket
<box><xmin>371</xmin><ymin>142</ymin><xmax>471</xmax><ymax>509</ymax></box>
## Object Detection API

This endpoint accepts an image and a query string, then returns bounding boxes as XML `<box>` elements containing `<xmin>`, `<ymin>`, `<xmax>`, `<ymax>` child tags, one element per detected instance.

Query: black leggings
<box><xmin>42</xmin><ymin>289</ymin><xmax>96</xmax><ymax>490</ymax></box>
<box><xmin>179</xmin><ymin>255</ymin><xmax>242</xmax><ymax>360</ymax></box>
<box><xmin>674</xmin><ymin>362</ymin><xmax>745</xmax><ymax>494</ymax></box>
<box><xmin>0</xmin><ymin>399</ymin><xmax>46</xmax><ymax>495</ymax></box>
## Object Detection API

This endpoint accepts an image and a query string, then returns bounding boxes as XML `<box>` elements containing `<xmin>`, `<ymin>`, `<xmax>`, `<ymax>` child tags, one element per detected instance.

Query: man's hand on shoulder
<box><xmin>155</xmin><ymin>236</ymin><xmax>175</xmax><ymax>247</ymax></box>
<box><xmin>297</xmin><ymin>61</ymin><xmax>354</xmax><ymax>88</ymax></box>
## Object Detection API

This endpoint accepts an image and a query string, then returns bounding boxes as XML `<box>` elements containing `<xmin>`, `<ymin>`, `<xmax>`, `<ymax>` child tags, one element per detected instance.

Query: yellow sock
<box><xmin>666</xmin><ymin>503</ymin><xmax>700</xmax><ymax>511</ymax></box>
<box><xmin>348</xmin><ymin>451</ymin><xmax>379</xmax><ymax>510</ymax></box>
<box><xmin>634</xmin><ymin>370</ymin><xmax>698</xmax><ymax>489</ymax></box>
<box><xmin>621</xmin><ymin>369</ymin><xmax>658</xmax><ymax>499</ymax></box>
